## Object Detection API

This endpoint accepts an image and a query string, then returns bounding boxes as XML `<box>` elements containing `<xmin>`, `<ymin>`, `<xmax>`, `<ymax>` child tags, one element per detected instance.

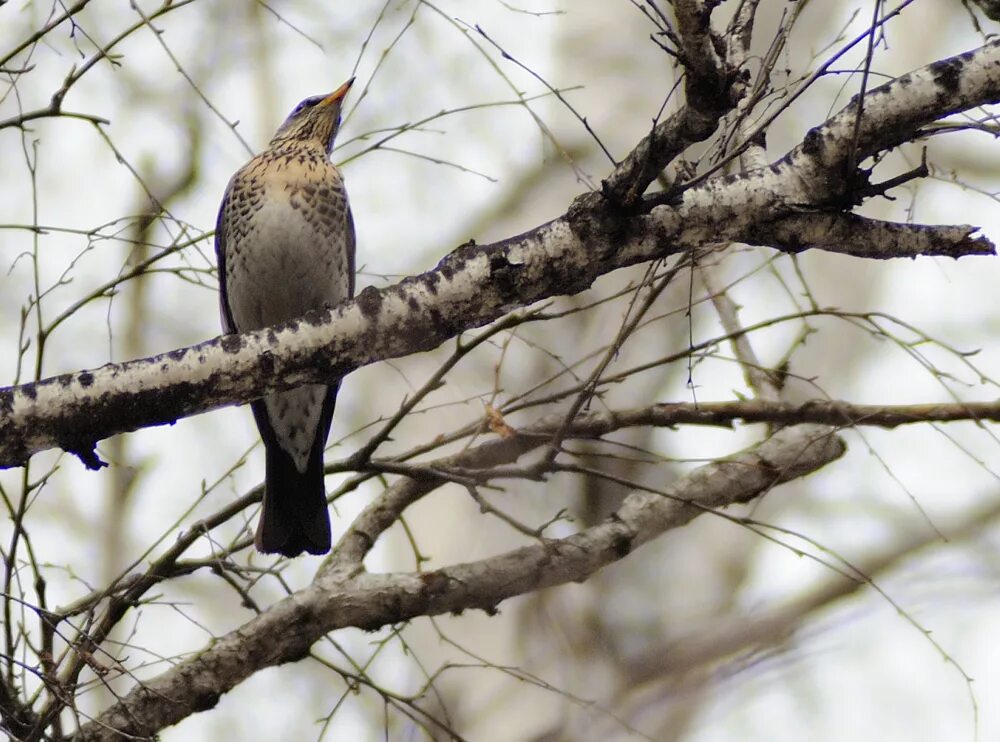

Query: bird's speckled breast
<box><xmin>223</xmin><ymin>150</ymin><xmax>352</xmax><ymax>331</ymax></box>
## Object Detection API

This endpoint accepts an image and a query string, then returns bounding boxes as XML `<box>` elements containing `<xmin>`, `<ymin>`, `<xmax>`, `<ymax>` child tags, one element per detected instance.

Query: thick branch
<box><xmin>783</xmin><ymin>39</ymin><xmax>1000</xmax><ymax>193</ymax></box>
<box><xmin>746</xmin><ymin>213</ymin><xmax>991</xmax><ymax>259</ymax></box>
<box><xmin>73</xmin><ymin>423</ymin><xmax>844</xmax><ymax>741</ymax></box>
<box><xmin>1</xmin><ymin>41</ymin><xmax>998</xmax><ymax>468</ymax></box>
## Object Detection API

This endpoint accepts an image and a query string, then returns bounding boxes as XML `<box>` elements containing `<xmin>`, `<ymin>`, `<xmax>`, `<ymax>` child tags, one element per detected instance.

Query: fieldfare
<box><xmin>214</xmin><ymin>78</ymin><xmax>356</xmax><ymax>557</ymax></box>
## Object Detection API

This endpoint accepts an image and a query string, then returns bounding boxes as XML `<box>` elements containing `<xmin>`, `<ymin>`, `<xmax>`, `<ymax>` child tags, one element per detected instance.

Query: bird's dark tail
<box><xmin>251</xmin><ymin>386</ymin><xmax>338</xmax><ymax>557</ymax></box>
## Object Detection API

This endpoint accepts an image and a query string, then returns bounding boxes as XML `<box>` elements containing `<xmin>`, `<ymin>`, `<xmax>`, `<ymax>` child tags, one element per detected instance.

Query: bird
<box><xmin>214</xmin><ymin>78</ymin><xmax>356</xmax><ymax>557</ymax></box>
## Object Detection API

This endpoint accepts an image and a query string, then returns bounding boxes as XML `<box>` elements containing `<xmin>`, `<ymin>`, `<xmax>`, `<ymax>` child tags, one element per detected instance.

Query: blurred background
<box><xmin>1</xmin><ymin>1</ymin><xmax>999</xmax><ymax>740</ymax></box>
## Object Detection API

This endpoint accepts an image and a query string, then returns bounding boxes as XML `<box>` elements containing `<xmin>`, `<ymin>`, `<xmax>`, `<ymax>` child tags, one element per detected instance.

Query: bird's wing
<box><xmin>345</xmin><ymin>196</ymin><xmax>357</xmax><ymax>299</ymax></box>
<box><xmin>214</xmin><ymin>188</ymin><xmax>237</xmax><ymax>335</ymax></box>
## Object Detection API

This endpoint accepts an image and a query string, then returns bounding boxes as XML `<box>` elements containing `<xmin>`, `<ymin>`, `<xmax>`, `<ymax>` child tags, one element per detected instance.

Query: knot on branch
<box><xmin>566</xmin><ymin>190</ymin><xmax>638</xmax><ymax>262</ymax></box>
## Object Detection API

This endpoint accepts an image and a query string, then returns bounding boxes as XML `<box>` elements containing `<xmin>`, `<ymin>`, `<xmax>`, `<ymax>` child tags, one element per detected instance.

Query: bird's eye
<box><xmin>289</xmin><ymin>96</ymin><xmax>325</xmax><ymax>117</ymax></box>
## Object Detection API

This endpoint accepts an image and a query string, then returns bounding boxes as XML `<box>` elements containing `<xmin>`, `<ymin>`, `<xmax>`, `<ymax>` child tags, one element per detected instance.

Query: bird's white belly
<box><xmin>228</xmin><ymin>196</ymin><xmax>349</xmax><ymax>331</ymax></box>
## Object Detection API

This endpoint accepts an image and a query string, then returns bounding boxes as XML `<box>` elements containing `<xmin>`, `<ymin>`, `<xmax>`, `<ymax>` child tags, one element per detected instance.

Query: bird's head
<box><xmin>269</xmin><ymin>77</ymin><xmax>354</xmax><ymax>153</ymax></box>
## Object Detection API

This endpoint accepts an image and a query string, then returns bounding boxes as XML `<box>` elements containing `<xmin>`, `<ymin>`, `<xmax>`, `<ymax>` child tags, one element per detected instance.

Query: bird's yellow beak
<box><xmin>320</xmin><ymin>78</ymin><xmax>355</xmax><ymax>107</ymax></box>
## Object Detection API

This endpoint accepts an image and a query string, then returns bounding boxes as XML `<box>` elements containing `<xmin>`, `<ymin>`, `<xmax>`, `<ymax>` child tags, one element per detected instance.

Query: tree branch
<box><xmin>603</xmin><ymin>0</ymin><xmax>734</xmax><ymax>204</ymax></box>
<box><xmin>0</xmin><ymin>41</ymin><xmax>997</xmax><ymax>468</ymax></box>
<box><xmin>72</xmin><ymin>423</ymin><xmax>844</xmax><ymax>741</ymax></box>
<box><xmin>747</xmin><ymin>213</ymin><xmax>991</xmax><ymax>259</ymax></box>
